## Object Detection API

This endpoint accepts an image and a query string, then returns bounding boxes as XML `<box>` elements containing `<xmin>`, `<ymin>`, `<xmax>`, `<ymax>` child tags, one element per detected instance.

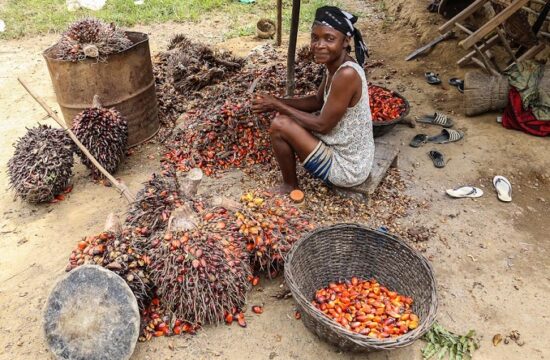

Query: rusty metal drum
<box><xmin>43</xmin><ymin>31</ymin><xmax>159</xmax><ymax>147</ymax></box>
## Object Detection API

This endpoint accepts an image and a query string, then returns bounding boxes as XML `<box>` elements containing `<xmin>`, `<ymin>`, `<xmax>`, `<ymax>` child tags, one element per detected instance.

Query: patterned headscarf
<box><xmin>314</xmin><ymin>6</ymin><xmax>369</xmax><ymax>65</ymax></box>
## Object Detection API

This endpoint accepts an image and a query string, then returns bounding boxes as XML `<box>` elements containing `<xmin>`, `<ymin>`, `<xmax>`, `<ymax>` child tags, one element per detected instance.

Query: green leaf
<box><xmin>424</xmin><ymin>343</ymin><xmax>439</xmax><ymax>359</ymax></box>
<box><xmin>436</xmin><ymin>345</ymin><xmax>449</xmax><ymax>360</ymax></box>
<box><xmin>449</xmin><ymin>344</ymin><xmax>457</xmax><ymax>360</ymax></box>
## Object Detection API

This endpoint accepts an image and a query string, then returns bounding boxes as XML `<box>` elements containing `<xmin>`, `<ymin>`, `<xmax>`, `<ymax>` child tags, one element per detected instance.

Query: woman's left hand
<box><xmin>251</xmin><ymin>94</ymin><xmax>280</xmax><ymax>113</ymax></box>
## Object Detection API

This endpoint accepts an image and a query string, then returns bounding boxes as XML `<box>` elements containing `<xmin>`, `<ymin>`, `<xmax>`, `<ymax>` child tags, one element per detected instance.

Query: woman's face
<box><xmin>310</xmin><ymin>24</ymin><xmax>349</xmax><ymax>64</ymax></box>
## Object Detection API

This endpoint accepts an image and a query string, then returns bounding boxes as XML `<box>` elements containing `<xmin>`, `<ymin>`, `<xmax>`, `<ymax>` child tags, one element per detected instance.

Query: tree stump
<box><xmin>180</xmin><ymin>167</ymin><xmax>203</xmax><ymax>198</ymax></box>
<box><xmin>44</xmin><ymin>265</ymin><xmax>140</xmax><ymax>360</ymax></box>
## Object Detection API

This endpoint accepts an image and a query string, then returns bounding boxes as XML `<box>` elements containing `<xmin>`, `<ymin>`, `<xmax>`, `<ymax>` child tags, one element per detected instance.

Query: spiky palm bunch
<box><xmin>66</xmin><ymin>230</ymin><xmax>154</xmax><ymax>310</ymax></box>
<box><xmin>55</xmin><ymin>18</ymin><xmax>132</xmax><ymax>61</ymax></box>
<box><xmin>149</xmin><ymin>208</ymin><xmax>251</xmax><ymax>325</ymax></box>
<box><xmin>72</xmin><ymin>97</ymin><xmax>128</xmax><ymax>179</ymax></box>
<box><xmin>7</xmin><ymin>125</ymin><xmax>74</xmax><ymax>203</ymax></box>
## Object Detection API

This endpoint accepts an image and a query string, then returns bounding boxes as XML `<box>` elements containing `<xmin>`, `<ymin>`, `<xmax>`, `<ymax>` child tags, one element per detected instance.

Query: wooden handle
<box><xmin>18</xmin><ymin>77</ymin><xmax>135</xmax><ymax>203</ymax></box>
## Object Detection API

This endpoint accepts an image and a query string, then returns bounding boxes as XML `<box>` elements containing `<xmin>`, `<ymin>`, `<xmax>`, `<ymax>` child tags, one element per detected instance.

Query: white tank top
<box><xmin>315</xmin><ymin>61</ymin><xmax>374</xmax><ymax>187</ymax></box>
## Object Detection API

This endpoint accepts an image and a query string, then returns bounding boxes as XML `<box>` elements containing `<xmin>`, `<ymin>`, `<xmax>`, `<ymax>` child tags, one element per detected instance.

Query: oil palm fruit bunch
<box><xmin>7</xmin><ymin>125</ymin><xmax>74</xmax><ymax>203</ymax></box>
<box><xmin>149</xmin><ymin>207</ymin><xmax>251</xmax><ymax>325</ymax></box>
<box><xmin>72</xmin><ymin>95</ymin><xmax>128</xmax><ymax>180</ymax></box>
<box><xmin>66</xmin><ymin>230</ymin><xmax>154</xmax><ymax>310</ymax></box>
<box><xmin>54</xmin><ymin>18</ymin><xmax>132</xmax><ymax>61</ymax></box>
<box><xmin>125</xmin><ymin>170</ymin><xmax>186</xmax><ymax>237</ymax></box>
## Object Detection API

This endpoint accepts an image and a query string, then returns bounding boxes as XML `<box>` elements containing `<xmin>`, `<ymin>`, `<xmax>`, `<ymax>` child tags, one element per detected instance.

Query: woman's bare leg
<box><xmin>269</xmin><ymin>114</ymin><xmax>320</xmax><ymax>192</ymax></box>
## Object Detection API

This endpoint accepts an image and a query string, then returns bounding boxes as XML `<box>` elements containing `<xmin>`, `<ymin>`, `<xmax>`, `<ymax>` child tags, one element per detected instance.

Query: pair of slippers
<box><xmin>410</xmin><ymin>128</ymin><xmax>464</xmax><ymax>147</ymax></box>
<box><xmin>446</xmin><ymin>176</ymin><xmax>512</xmax><ymax>202</ymax></box>
<box><xmin>425</xmin><ymin>72</ymin><xmax>464</xmax><ymax>93</ymax></box>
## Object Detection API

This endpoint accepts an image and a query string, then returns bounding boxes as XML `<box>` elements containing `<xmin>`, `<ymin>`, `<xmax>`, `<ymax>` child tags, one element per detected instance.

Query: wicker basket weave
<box><xmin>284</xmin><ymin>223</ymin><xmax>438</xmax><ymax>352</ymax></box>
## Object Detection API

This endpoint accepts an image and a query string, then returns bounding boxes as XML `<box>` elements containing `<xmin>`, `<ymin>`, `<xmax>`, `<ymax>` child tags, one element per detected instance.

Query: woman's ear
<box><xmin>343</xmin><ymin>36</ymin><xmax>351</xmax><ymax>49</ymax></box>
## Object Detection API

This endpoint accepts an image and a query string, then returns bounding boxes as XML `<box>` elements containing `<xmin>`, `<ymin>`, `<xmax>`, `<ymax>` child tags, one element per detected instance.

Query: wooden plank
<box><xmin>455</xmin><ymin>23</ymin><xmax>474</xmax><ymax>35</ymax></box>
<box><xmin>474</xmin><ymin>44</ymin><xmax>500</xmax><ymax>73</ymax></box>
<box><xmin>522</xmin><ymin>5</ymin><xmax>550</xmax><ymax>21</ymax></box>
<box><xmin>518</xmin><ymin>43</ymin><xmax>546</xmax><ymax>61</ymax></box>
<box><xmin>471</xmin><ymin>57</ymin><xmax>501</xmax><ymax>75</ymax></box>
<box><xmin>333</xmin><ymin>141</ymin><xmax>399</xmax><ymax>200</ymax></box>
<box><xmin>439</xmin><ymin>0</ymin><xmax>488</xmax><ymax>33</ymax></box>
<box><xmin>483</xmin><ymin>2</ymin><xmax>516</xmax><ymax>60</ymax></box>
<box><xmin>496</xmin><ymin>27</ymin><xmax>517</xmax><ymax>61</ymax></box>
<box><xmin>460</xmin><ymin>0</ymin><xmax>529</xmax><ymax>49</ymax></box>
<box><xmin>457</xmin><ymin>34</ymin><xmax>499</xmax><ymax>66</ymax></box>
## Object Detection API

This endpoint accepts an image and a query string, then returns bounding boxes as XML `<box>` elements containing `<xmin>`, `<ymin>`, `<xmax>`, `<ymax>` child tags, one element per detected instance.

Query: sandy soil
<box><xmin>1</xmin><ymin>0</ymin><xmax>549</xmax><ymax>359</ymax></box>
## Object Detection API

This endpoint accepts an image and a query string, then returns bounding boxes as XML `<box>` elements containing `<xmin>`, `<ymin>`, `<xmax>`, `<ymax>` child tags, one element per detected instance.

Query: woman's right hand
<box><xmin>251</xmin><ymin>94</ymin><xmax>279</xmax><ymax>113</ymax></box>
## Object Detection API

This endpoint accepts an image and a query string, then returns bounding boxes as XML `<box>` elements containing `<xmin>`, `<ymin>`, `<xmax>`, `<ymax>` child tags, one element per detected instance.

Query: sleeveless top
<box><xmin>314</xmin><ymin>61</ymin><xmax>374</xmax><ymax>187</ymax></box>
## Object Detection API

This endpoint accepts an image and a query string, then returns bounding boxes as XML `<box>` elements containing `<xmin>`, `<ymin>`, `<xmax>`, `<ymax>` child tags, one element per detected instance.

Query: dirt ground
<box><xmin>1</xmin><ymin>0</ymin><xmax>549</xmax><ymax>359</ymax></box>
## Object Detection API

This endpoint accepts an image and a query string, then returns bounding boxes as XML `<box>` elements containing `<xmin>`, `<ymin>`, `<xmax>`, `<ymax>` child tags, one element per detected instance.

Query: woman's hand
<box><xmin>251</xmin><ymin>94</ymin><xmax>280</xmax><ymax>113</ymax></box>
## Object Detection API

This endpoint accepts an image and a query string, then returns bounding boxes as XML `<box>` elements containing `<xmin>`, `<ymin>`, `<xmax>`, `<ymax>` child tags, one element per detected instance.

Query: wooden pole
<box><xmin>287</xmin><ymin>0</ymin><xmax>300</xmax><ymax>96</ymax></box>
<box><xmin>18</xmin><ymin>77</ymin><xmax>136</xmax><ymax>203</ymax></box>
<box><xmin>276</xmin><ymin>0</ymin><xmax>282</xmax><ymax>46</ymax></box>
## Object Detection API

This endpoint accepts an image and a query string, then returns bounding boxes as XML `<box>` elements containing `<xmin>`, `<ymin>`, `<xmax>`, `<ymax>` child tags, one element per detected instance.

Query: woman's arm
<box><xmin>253</xmin><ymin>67</ymin><xmax>360</xmax><ymax>134</ymax></box>
<box><xmin>276</xmin><ymin>76</ymin><xmax>326</xmax><ymax>112</ymax></box>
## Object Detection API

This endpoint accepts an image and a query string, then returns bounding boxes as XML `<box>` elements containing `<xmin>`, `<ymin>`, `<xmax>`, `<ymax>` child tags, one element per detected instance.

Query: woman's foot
<box><xmin>269</xmin><ymin>183</ymin><xmax>297</xmax><ymax>195</ymax></box>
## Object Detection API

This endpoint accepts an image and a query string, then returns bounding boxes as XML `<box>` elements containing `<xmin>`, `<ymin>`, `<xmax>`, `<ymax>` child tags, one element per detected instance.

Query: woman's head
<box><xmin>311</xmin><ymin>6</ymin><xmax>368</xmax><ymax>66</ymax></box>
<box><xmin>310</xmin><ymin>23</ymin><xmax>351</xmax><ymax>64</ymax></box>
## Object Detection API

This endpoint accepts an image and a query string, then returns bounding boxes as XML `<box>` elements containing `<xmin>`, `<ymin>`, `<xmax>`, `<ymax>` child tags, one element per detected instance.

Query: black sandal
<box><xmin>425</xmin><ymin>72</ymin><xmax>441</xmax><ymax>85</ymax></box>
<box><xmin>410</xmin><ymin>134</ymin><xmax>428</xmax><ymax>148</ymax></box>
<box><xmin>428</xmin><ymin>150</ymin><xmax>445</xmax><ymax>168</ymax></box>
<box><xmin>449</xmin><ymin>78</ymin><xmax>464</xmax><ymax>93</ymax></box>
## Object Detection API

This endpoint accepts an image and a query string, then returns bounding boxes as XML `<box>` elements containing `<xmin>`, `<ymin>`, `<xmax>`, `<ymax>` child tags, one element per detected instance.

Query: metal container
<box><xmin>371</xmin><ymin>85</ymin><xmax>410</xmax><ymax>138</ymax></box>
<box><xmin>43</xmin><ymin>31</ymin><xmax>159</xmax><ymax>147</ymax></box>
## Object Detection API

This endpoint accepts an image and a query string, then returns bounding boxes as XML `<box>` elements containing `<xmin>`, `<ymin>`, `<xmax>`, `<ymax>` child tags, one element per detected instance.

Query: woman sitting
<box><xmin>252</xmin><ymin>6</ymin><xmax>374</xmax><ymax>193</ymax></box>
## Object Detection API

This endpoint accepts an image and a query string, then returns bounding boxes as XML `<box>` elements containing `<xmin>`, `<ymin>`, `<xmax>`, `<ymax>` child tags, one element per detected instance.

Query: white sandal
<box><xmin>446</xmin><ymin>186</ymin><xmax>484</xmax><ymax>198</ymax></box>
<box><xmin>493</xmin><ymin>176</ymin><xmax>512</xmax><ymax>202</ymax></box>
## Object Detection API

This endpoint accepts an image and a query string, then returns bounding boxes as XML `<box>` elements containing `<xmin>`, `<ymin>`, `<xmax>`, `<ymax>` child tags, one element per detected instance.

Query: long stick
<box><xmin>286</xmin><ymin>0</ymin><xmax>300</xmax><ymax>96</ymax></box>
<box><xmin>18</xmin><ymin>78</ymin><xmax>136</xmax><ymax>203</ymax></box>
<box><xmin>276</xmin><ymin>0</ymin><xmax>282</xmax><ymax>46</ymax></box>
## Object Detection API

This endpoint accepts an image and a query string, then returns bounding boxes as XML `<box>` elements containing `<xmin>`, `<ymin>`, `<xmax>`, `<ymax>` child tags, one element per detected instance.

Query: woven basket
<box><xmin>256</xmin><ymin>18</ymin><xmax>276</xmax><ymax>39</ymax></box>
<box><xmin>464</xmin><ymin>71</ymin><xmax>509</xmax><ymax>116</ymax></box>
<box><xmin>371</xmin><ymin>86</ymin><xmax>411</xmax><ymax>138</ymax></box>
<box><xmin>284</xmin><ymin>223</ymin><xmax>438</xmax><ymax>352</ymax></box>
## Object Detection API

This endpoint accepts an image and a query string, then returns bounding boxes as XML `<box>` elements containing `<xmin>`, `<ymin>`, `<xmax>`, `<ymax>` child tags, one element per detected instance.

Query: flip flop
<box><xmin>425</xmin><ymin>72</ymin><xmax>441</xmax><ymax>85</ymax></box>
<box><xmin>428</xmin><ymin>150</ymin><xmax>445</xmax><ymax>168</ymax></box>
<box><xmin>449</xmin><ymin>78</ymin><xmax>464</xmax><ymax>93</ymax></box>
<box><xmin>410</xmin><ymin>134</ymin><xmax>428</xmax><ymax>147</ymax></box>
<box><xmin>428</xmin><ymin>129</ymin><xmax>464</xmax><ymax>144</ymax></box>
<box><xmin>417</xmin><ymin>112</ymin><xmax>454</xmax><ymax>128</ymax></box>
<box><xmin>446</xmin><ymin>186</ymin><xmax>484</xmax><ymax>198</ymax></box>
<box><xmin>493</xmin><ymin>176</ymin><xmax>512</xmax><ymax>202</ymax></box>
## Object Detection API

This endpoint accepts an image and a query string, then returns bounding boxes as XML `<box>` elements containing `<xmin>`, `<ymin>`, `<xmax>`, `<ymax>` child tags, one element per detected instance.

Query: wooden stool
<box><xmin>333</xmin><ymin>140</ymin><xmax>399</xmax><ymax>202</ymax></box>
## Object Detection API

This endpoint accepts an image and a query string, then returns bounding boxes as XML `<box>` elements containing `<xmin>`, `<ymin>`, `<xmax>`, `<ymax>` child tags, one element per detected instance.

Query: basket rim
<box><xmin>284</xmin><ymin>223</ymin><xmax>438</xmax><ymax>350</ymax></box>
<box><xmin>369</xmin><ymin>84</ymin><xmax>411</xmax><ymax>126</ymax></box>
